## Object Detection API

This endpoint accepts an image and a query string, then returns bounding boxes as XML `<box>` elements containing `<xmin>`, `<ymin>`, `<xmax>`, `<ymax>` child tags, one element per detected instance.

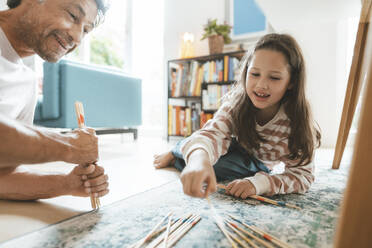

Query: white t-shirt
<box><xmin>0</xmin><ymin>27</ymin><xmax>37</xmax><ymax>125</ymax></box>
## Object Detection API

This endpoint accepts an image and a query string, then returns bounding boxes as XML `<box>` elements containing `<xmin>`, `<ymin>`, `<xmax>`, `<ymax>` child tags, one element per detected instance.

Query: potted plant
<box><xmin>201</xmin><ymin>19</ymin><xmax>232</xmax><ymax>54</ymax></box>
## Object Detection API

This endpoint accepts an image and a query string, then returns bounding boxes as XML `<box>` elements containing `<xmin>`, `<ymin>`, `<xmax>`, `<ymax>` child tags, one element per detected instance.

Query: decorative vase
<box><xmin>208</xmin><ymin>35</ymin><xmax>224</xmax><ymax>55</ymax></box>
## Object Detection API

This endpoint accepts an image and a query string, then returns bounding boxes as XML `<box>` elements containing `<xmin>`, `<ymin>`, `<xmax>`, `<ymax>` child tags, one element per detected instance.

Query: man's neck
<box><xmin>0</xmin><ymin>10</ymin><xmax>35</xmax><ymax>58</ymax></box>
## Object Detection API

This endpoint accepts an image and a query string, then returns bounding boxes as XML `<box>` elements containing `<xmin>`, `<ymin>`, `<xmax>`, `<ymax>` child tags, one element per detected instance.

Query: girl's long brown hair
<box><xmin>226</xmin><ymin>33</ymin><xmax>321</xmax><ymax>165</ymax></box>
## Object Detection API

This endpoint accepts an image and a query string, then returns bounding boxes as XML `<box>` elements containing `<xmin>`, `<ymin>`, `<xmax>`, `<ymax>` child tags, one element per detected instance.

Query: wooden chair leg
<box><xmin>334</xmin><ymin>52</ymin><xmax>372</xmax><ymax>248</ymax></box>
<box><xmin>332</xmin><ymin>74</ymin><xmax>358</xmax><ymax>169</ymax></box>
<box><xmin>332</xmin><ymin>2</ymin><xmax>371</xmax><ymax>169</ymax></box>
<box><xmin>332</xmin><ymin>54</ymin><xmax>365</xmax><ymax>169</ymax></box>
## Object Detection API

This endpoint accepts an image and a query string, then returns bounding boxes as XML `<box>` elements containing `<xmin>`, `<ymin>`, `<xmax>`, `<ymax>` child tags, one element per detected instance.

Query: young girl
<box><xmin>154</xmin><ymin>33</ymin><xmax>321</xmax><ymax>199</ymax></box>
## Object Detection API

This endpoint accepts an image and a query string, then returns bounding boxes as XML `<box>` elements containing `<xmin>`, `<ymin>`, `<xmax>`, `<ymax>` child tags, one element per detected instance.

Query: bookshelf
<box><xmin>167</xmin><ymin>50</ymin><xmax>246</xmax><ymax>140</ymax></box>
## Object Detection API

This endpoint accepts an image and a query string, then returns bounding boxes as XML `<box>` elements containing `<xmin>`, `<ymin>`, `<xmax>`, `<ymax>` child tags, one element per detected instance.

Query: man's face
<box><xmin>19</xmin><ymin>0</ymin><xmax>98</xmax><ymax>62</ymax></box>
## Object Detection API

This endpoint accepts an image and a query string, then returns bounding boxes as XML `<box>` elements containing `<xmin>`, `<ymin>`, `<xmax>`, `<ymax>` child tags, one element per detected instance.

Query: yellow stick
<box><xmin>145</xmin><ymin>214</ymin><xmax>192</xmax><ymax>248</ymax></box>
<box><xmin>163</xmin><ymin>213</ymin><xmax>173</xmax><ymax>248</ymax></box>
<box><xmin>224</xmin><ymin>228</ymin><xmax>250</xmax><ymax>248</ymax></box>
<box><xmin>228</xmin><ymin>214</ymin><xmax>293</xmax><ymax>248</ymax></box>
<box><xmin>206</xmin><ymin>197</ymin><xmax>238</xmax><ymax>248</ymax></box>
<box><xmin>134</xmin><ymin>212</ymin><xmax>173</xmax><ymax>248</ymax></box>
<box><xmin>166</xmin><ymin>215</ymin><xmax>201</xmax><ymax>247</ymax></box>
<box><xmin>74</xmin><ymin>101</ymin><xmax>98</xmax><ymax>210</ymax></box>
<box><xmin>225</xmin><ymin>219</ymin><xmax>273</xmax><ymax>248</ymax></box>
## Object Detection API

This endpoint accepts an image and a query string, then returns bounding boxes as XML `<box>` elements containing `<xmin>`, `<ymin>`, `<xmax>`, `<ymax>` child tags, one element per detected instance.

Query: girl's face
<box><xmin>246</xmin><ymin>49</ymin><xmax>291</xmax><ymax>119</ymax></box>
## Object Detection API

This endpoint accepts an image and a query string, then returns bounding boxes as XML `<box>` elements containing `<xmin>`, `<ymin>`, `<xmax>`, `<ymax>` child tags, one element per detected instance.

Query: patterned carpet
<box><xmin>0</xmin><ymin>164</ymin><xmax>349</xmax><ymax>248</ymax></box>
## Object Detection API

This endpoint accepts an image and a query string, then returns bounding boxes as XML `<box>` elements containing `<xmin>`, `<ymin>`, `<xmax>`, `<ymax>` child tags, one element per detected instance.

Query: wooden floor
<box><xmin>0</xmin><ymin>134</ymin><xmax>353</xmax><ymax>243</ymax></box>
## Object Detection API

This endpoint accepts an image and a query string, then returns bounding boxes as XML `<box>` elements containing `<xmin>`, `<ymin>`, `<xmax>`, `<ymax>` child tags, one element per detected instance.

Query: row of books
<box><xmin>202</xmin><ymin>84</ymin><xmax>232</xmax><ymax>111</ymax></box>
<box><xmin>168</xmin><ymin>104</ymin><xmax>213</xmax><ymax>136</ymax></box>
<box><xmin>203</xmin><ymin>56</ymin><xmax>240</xmax><ymax>83</ymax></box>
<box><xmin>169</xmin><ymin>56</ymin><xmax>240</xmax><ymax>98</ymax></box>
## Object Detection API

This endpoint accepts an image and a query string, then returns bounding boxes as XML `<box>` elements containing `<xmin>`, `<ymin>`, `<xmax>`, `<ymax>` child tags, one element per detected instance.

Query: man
<box><xmin>0</xmin><ymin>0</ymin><xmax>110</xmax><ymax>200</ymax></box>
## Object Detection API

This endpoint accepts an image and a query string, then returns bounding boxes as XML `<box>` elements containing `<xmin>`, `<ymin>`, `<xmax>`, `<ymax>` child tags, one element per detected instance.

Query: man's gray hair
<box><xmin>7</xmin><ymin>0</ymin><xmax>109</xmax><ymax>26</ymax></box>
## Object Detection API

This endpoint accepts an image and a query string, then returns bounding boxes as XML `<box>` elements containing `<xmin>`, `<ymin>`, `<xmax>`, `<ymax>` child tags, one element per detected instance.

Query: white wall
<box><xmin>0</xmin><ymin>1</ymin><xmax>7</xmax><ymax>10</ymax></box>
<box><xmin>163</xmin><ymin>0</ymin><xmax>226</xmax><ymax>61</ymax></box>
<box><xmin>290</xmin><ymin>22</ymin><xmax>349</xmax><ymax>148</ymax></box>
<box><xmin>163</xmin><ymin>0</ymin><xmax>226</xmax><ymax>137</ymax></box>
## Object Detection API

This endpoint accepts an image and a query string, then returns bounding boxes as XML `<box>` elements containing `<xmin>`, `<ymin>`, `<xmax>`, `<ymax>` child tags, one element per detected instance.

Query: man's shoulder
<box><xmin>0</xmin><ymin>54</ymin><xmax>33</xmax><ymax>71</ymax></box>
<box><xmin>0</xmin><ymin>55</ymin><xmax>36</xmax><ymax>85</ymax></box>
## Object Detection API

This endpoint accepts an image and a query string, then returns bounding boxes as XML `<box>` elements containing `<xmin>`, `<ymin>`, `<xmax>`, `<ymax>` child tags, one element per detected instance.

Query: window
<box><xmin>132</xmin><ymin>0</ymin><xmax>164</xmax><ymax>134</ymax></box>
<box><xmin>67</xmin><ymin>0</ymin><xmax>129</xmax><ymax>71</ymax></box>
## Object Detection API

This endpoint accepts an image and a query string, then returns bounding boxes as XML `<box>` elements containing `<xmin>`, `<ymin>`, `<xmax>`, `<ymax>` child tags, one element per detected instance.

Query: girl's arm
<box><xmin>179</xmin><ymin>102</ymin><xmax>234</xmax><ymax>198</ymax></box>
<box><xmin>181</xmin><ymin>102</ymin><xmax>234</xmax><ymax>166</ymax></box>
<box><xmin>247</xmin><ymin>158</ymin><xmax>315</xmax><ymax>196</ymax></box>
<box><xmin>180</xmin><ymin>149</ymin><xmax>217</xmax><ymax>198</ymax></box>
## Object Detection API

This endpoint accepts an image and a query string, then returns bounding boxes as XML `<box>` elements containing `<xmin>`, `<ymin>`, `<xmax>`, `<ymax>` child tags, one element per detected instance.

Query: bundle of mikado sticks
<box><xmin>129</xmin><ymin>212</ymin><xmax>201</xmax><ymax>248</ymax></box>
<box><xmin>75</xmin><ymin>101</ymin><xmax>101</xmax><ymax>209</ymax></box>
<box><xmin>206</xmin><ymin>197</ymin><xmax>293</xmax><ymax>248</ymax></box>
<box><xmin>215</xmin><ymin>214</ymin><xmax>293</xmax><ymax>248</ymax></box>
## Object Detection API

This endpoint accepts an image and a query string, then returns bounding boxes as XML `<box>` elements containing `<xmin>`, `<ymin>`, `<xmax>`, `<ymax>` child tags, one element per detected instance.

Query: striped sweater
<box><xmin>180</xmin><ymin>101</ymin><xmax>315</xmax><ymax>196</ymax></box>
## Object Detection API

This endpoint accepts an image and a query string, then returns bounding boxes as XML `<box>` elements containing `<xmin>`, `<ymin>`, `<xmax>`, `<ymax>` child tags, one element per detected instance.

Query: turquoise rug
<box><xmin>0</xmin><ymin>165</ymin><xmax>348</xmax><ymax>248</ymax></box>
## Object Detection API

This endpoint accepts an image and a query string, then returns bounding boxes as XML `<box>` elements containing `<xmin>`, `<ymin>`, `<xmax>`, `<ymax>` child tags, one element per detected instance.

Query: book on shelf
<box><xmin>168</xmin><ymin>102</ymin><xmax>202</xmax><ymax>136</ymax></box>
<box><xmin>168</xmin><ymin>55</ymin><xmax>240</xmax><ymax>98</ymax></box>
<box><xmin>200</xmin><ymin>111</ymin><xmax>214</xmax><ymax>128</ymax></box>
<box><xmin>168</xmin><ymin>105</ymin><xmax>172</xmax><ymax>135</ymax></box>
<box><xmin>202</xmin><ymin>84</ymin><xmax>232</xmax><ymax>110</ymax></box>
<box><xmin>168</xmin><ymin>51</ymin><xmax>245</xmax><ymax>138</ymax></box>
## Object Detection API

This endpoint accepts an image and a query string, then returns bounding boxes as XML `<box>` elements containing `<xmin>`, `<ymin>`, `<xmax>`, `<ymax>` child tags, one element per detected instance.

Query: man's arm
<box><xmin>0</xmin><ymin>114</ymin><xmax>98</xmax><ymax>167</ymax></box>
<box><xmin>0</xmin><ymin>166</ymin><xmax>68</xmax><ymax>200</ymax></box>
<box><xmin>0</xmin><ymin>164</ymin><xmax>109</xmax><ymax>200</ymax></box>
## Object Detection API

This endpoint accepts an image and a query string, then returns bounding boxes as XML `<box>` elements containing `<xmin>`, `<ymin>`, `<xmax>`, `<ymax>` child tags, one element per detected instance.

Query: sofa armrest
<box><xmin>41</xmin><ymin>62</ymin><xmax>61</xmax><ymax>119</ymax></box>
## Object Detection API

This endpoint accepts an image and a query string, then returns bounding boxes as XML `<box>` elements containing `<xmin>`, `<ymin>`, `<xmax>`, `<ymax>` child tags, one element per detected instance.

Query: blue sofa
<box><xmin>34</xmin><ymin>60</ymin><xmax>142</xmax><ymax>139</ymax></box>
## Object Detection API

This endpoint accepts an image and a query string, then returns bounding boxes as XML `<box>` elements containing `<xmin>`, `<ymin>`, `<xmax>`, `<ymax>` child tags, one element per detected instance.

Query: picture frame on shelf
<box><xmin>229</xmin><ymin>0</ymin><xmax>268</xmax><ymax>40</ymax></box>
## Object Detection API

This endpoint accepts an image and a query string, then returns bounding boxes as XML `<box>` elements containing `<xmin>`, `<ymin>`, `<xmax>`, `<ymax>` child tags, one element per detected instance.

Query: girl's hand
<box><xmin>226</xmin><ymin>179</ymin><xmax>256</xmax><ymax>199</ymax></box>
<box><xmin>180</xmin><ymin>149</ymin><xmax>217</xmax><ymax>198</ymax></box>
<box><xmin>67</xmin><ymin>164</ymin><xmax>109</xmax><ymax>198</ymax></box>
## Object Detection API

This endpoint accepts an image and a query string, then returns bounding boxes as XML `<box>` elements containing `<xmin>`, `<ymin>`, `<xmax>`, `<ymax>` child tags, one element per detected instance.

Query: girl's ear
<box><xmin>287</xmin><ymin>83</ymin><xmax>293</xmax><ymax>90</ymax></box>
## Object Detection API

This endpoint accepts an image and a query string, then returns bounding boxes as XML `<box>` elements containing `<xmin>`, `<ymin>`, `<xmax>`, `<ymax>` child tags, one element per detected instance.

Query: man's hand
<box><xmin>64</xmin><ymin>127</ymin><xmax>98</xmax><ymax>165</ymax></box>
<box><xmin>226</xmin><ymin>179</ymin><xmax>256</xmax><ymax>199</ymax></box>
<box><xmin>180</xmin><ymin>149</ymin><xmax>217</xmax><ymax>198</ymax></box>
<box><xmin>66</xmin><ymin>164</ymin><xmax>109</xmax><ymax>198</ymax></box>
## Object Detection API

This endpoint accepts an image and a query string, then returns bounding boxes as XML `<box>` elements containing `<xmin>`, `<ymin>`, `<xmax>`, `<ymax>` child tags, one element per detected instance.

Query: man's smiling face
<box><xmin>18</xmin><ymin>0</ymin><xmax>98</xmax><ymax>62</ymax></box>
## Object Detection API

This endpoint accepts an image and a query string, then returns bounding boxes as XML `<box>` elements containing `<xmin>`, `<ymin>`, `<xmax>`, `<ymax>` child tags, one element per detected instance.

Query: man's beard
<box><xmin>15</xmin><ymin>17</ymin><xmax>65</xmax><ymax>62</ymax></box>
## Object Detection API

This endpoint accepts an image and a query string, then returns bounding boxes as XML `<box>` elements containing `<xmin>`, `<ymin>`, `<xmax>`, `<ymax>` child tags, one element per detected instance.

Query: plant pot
<box><xmin>208</xmin><ymin>35</ymin><xmax>224</xmax><ymax>55</ymax></box>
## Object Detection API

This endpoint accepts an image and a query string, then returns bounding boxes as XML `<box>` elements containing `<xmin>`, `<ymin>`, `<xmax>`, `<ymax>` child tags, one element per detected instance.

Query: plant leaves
<box><xmin>201</xmin><ymin>18</ymin><xmax>232</xmax><ymax>44</ymax></box>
